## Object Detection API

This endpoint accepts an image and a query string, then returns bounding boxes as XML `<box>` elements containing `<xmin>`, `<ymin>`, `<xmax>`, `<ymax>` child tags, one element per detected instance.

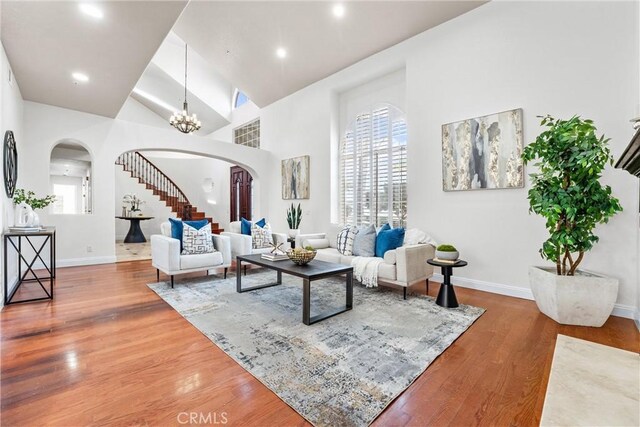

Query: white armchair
<box><xmin>221</xmin><ymin>221</ymin><xmax>289</xmax><ymax>275</ymax></box>
<box><xmin>152</xmin><ymin>222</ymin><xmax>232</xmax><ymax>288</ymax></box>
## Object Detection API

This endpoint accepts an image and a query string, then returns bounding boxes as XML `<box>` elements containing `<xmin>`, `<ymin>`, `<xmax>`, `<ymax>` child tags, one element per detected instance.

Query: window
<box><xmin>234</xmin><ymin>118</ymin><xmax>260</xmax><ymax>148</ymax></box>
<box><xmin>233</xmin><ymin>89</ymin><xmax>250</xmax><ymax>109</ymax></box>
<box><xmin>340</xmin><ymin>104</ymin><xmax>407</xmax><ymax>227</ymax></box>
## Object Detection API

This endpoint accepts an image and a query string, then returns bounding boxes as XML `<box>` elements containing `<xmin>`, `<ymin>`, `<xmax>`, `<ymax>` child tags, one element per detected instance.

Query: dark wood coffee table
<box><xmin>236</xmin><ymin>254</ymin><xmax>353</xmax><ymax>325</ymax></box>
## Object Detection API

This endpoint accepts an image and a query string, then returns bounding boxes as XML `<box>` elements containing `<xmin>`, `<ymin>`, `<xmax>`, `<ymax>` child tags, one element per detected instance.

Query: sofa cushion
<box><xmin>383</xmin><ymin>250</ymin><xmax>397</xmax><ymax>265</ymax></box>
<box><xmin>352</xmin><ymin>224</ymin><xmax>376</xmax><ymax>257</ymax></box>
<box><xmin>241</xmin><ymin>217</ymin><xmax>266</xmax><ymax>235</ymax></box>
<box><xmin>337</xmin><ymin>226</ymin><xmax>358</xmax><ymax>256</ymax></box>
<box><xmin>315</xmin><ymin>248</ymin><xmax>342</xmax><ymax>263</ymax></box>
<box><xmin>169</xmin><ymin>218</ymin><xmax>210</xmax><ymax>250</ymax></box>
<box><xmin>251</xmin><ymin>222</ymin><xmax>272</xmax><ymax>249</ymax></box>
<box><xmin>375</xmin><ymin>225</ymin><xmax>405</xmax><ymax>258</ymax></box>
<box><xmin>378</xmin><ymin>263</ymin><xmax>397</xmax><ymax>281</ymax></box>
<box><xmin>181</xmin><ymin>223</ymin><xmax>214</xmax><ymax>255</ymax></box>
<box><xmin>303</xmin><ymin>238</ymin><xmax>330</xmax><ymax>249</ymax></box>
<box><xmin>340</xmin><ymin>254</ymin><xmax>354</xmax><ymax>265</ymax></box>
<box><xmin>180</xmin><ymin>252</ymin><xmax>223</xmax><ymax>270</ymax></box>
<box><xmin>327</xmin><ymin>224</ymin><xmax>344</xmax><ymax>248</ymax></box>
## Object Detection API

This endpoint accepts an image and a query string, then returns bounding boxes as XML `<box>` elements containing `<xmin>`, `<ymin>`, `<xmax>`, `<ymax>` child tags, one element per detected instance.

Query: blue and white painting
<box><xmin>282</xmin><ymin>155</ymin><xmax>310</xmax><ymax>199</ymax></box>
<box><xmin>442</xmin><ymin>108</ymin><xmax>524</xmax><ymax>191</ymax></box>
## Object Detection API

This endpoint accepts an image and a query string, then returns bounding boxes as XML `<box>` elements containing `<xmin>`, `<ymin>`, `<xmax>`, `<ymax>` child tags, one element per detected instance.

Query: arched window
<box><xmin>340</xmin><ymin>104</ymin><xmax>407</xmax><ymax>227</ymax></box>
<box><xmin>233</xmin><ymin>89</ymin><xmax>250</xmax><ymax>109</ymax></box>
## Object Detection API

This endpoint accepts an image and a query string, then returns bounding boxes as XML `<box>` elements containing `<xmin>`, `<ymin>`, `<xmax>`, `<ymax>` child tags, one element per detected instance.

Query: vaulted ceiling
<box><xmin>1</xmin><ymin>1</ymin><xmax>187</xmax><ymax>117</ymax></box>
<box><xmin>1</xmin><ymin>1</ymin><xmax>487</xmax><ymax>124</ymax></box>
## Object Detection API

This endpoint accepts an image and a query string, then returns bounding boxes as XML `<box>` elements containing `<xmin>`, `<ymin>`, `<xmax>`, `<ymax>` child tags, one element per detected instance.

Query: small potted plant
<box><xmin>522</xmin><ymin>115</ymin><xmax>622</xmax><ymax>327</ymax></box>
<box><xmin>435</xmin><ymin>244</ymin><xmax>459</xmax><ymax>261</ymax></box>
<box><xmin>286</xmin><ymin>203</ymin><xmax>302</xmax><ymax>239</ymax></box>
<box><xmin>13</xmin><ymin>189</ymin><xmax>56</xmax><ymax>227</ymax></box>
<box><xmin>123</xmin><ymin>194</ymin><xmax>145</xmax><ymax>216</ymax></box>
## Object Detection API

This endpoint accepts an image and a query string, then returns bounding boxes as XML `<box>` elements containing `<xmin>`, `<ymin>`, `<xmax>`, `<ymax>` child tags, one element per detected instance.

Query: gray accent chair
<box><xmin>296</xmin><ymin>224</ymin><xmax>435</xmax><ymax>299</ymax></box>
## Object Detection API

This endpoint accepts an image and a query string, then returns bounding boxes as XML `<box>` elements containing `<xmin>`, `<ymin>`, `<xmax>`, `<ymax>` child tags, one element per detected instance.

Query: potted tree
<box><xmin>522</xmin><ymin>115</ymin><xmax>623</xmax><ymax>327</ymax></box>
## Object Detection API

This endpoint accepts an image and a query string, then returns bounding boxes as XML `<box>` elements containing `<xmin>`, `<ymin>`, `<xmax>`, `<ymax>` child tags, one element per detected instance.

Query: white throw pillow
<box><xmin>181</xmin><ymin>223</ymin><xmax>215</xmax><ymax>255</ymax></box>
<box><xmin>252</xmin><ymin>222</ymin><xmax>273</xmax><ymax>249</ymax></box>
<box><xmin>337</xmin><ymin>226</ymin><xmax>359</xmax><ymax>256</ymax></box>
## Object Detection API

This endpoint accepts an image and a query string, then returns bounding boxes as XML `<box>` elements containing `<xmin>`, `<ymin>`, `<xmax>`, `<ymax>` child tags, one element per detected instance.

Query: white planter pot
<box><xmin>288</xmin><ymin>229</ymin><xmax>300</xmax><ymax>239</ymax></box>
<box><xmin>435</xmin><ymin>250</ymin><xmax>459</xmax><ymax>261</ymax></box>
<box><xmin>529</xmin><ymin>266</ymin><xmax>618</xmax><ymax>327</ymax></box>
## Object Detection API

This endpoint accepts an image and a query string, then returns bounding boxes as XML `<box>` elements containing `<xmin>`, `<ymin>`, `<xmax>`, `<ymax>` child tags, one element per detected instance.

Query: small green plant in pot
<box><xmin>435</xmin><ymin>244</ymin><xmax>459</xmax><ymax>261</ymax></box>
<box><xmin>522</xmin><ymin>115</ymin><xmax>622</xmax><ymax>326</ymax></box>
<box><xmin>286</xmin><ymin>203</ymin><xmax>302</xmax><ymax>239</ymax></box>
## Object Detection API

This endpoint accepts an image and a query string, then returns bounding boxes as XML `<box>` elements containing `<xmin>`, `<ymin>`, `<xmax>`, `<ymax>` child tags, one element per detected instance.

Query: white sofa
<box><xmin>296</xmin><ymin>224</ymin><xmax>435</xmax><ymax>299</ymax></box>
<box><xmin>221</xmin><ymin>221</ymin><xmax>289</xmax><ymax>274</ymax></box>
<box><xmin>151</xmin><ymin>222</ymin><xmax>232</xmax><ymax>288</ymax></box>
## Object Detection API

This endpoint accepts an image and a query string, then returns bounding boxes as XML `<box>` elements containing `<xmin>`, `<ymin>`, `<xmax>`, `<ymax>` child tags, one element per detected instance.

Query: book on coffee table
<box><xmin>261</xmin><ymin>253</ymin><xmax>289</xmax><ymax>261</ymax></box>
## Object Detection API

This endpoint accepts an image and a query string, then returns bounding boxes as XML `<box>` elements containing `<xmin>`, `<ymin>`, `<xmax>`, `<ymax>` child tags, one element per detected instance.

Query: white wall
<box><xmin>211</xmin><ymin>1</ymin><xmax>640</xmax><ymax>313</ymax></box>
<box><xmin>21</xmin><ymin>101</ymin><xmax>275</xmax><ymax>266</ymax></box>
<box><xmin>1</xmin><ymin>42</ymin><xmax>25</xmax><ymax>305</ymax></box>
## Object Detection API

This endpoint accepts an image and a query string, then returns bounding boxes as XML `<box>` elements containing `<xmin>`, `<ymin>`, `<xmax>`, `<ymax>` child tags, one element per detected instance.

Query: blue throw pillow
<box><xmin>375</xmin><ymin>225</ymin><xmax>405</xmax><ymax>258</ymax></box>
<box><xmin>169</xmin><ymin>218</ymin><xmax>209</xmax><ymax>250</ymax></box>
<box><xmin>241</xmin><ymin>217</ymin><xmax>266</xmax><ymax>235</ymax></box>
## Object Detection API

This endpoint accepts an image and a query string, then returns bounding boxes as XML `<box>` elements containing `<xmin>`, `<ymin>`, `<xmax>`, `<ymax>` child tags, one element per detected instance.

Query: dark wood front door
<box><xmin>230</xmin><ymin>166</ymin><xmax>253</xmax><ymax>222</ymax></box>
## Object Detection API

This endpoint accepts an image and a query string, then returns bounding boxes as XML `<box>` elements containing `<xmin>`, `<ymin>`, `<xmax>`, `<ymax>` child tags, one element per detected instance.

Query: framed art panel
<box><xmin>282</xmin><ymin>155</ymin><xmax>310</xmax><ymax>199</ymax></box>
<box><xmin>442</xmin><ymin>108</ymin><xmax>524</xmax><ymax>191</ymax></box>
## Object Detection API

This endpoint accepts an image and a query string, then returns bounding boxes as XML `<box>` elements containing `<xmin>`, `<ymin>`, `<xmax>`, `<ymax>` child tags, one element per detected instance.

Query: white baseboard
<box><xmin>57</xmin><ymin>256</ymin><xmax>117</xmax><ymax>268</ymax></box>
<box><xmin>431</xmin><ymin>273</ymin><xmax>637</xmax><ymax>321</ymax></box>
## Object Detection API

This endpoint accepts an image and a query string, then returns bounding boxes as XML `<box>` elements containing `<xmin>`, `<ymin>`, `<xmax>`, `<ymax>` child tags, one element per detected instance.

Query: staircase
<box><xmin>116</xmin><ymin>151</ymin><xmax>223</xmax><ymax>234</ymax></box>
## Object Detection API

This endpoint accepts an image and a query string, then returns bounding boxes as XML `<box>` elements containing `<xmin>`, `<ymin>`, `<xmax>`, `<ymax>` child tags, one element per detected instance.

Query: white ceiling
<box><xmin>131</xmin><ymin>63</ymin><xmax>229</xmax><ymax>135</ymax></box>
<box><xmin>1</xmin><ymin>1</ymin><xmax>187</xmax><ymax>117</ymax></box>
<box><xmin>173</xmin><ymin>1</ymin><xmax>487</xmax><ymax>107</ymax></box>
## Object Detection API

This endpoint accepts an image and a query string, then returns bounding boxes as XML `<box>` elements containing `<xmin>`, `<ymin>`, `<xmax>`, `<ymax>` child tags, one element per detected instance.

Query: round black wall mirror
<box><xmin>4</xmin><ymin>130</ymin><xmax>18</xmax><ymax>198</ymax></box>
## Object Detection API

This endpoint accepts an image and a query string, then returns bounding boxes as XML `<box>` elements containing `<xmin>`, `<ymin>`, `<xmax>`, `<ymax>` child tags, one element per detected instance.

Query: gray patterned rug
<box><xmin>149</xmin><ymin>270</ymin><xmax>484</xmax><ymax>426</ymax></box>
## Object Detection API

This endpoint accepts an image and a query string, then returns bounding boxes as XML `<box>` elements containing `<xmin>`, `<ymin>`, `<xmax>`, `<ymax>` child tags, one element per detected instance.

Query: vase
<box><xmin>288</xmin><ymin>229</ymin><xmax>300</xmax><ymax>239</ymax></box>
<box><xmin>31</xmin><ymin>212</ymin><xmax>40</xmax><ymax>227</ymax></box>
<box><xmin>435</xmin><ymin>250</ymin><xmax>459</xmax><ymax>261</ymax></box>
<box><xmin>529</xmin><ymin>266</ymin><xmax>618</xmax><ymax>327</ymax></box>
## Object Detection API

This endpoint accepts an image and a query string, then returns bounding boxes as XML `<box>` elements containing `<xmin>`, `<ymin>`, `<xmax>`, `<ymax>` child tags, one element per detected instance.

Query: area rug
<box><xmin>541</xmin><ymin>335</ymin><xmax>639</xmax><ymax>427</ymax></box>
<box><xmin>149</xmin><ymin>271</ymin><xmax>484</xmax><ymax>426</ymax></box>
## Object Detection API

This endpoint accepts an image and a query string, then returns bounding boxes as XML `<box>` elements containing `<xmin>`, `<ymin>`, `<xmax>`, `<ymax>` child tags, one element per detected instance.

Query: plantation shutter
<box><xmin>340</xmin><ymin>104</ymin><xmax>407</xmax><ymax>227</ymax></box>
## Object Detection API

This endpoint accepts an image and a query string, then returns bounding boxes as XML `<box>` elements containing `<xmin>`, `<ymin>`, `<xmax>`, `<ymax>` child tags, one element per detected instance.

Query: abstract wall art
<box><xmin>442</xmin><ymin>108</ymin><xmax>524</xmax><ymax>191</ymax></box>
<box><xmin>282</xmin><ymin>155</ymin><xmax>310</xmax><ymax>199</ymax></box>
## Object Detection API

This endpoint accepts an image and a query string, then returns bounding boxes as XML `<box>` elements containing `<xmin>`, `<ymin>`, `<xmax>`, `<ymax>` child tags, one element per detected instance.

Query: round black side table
<box><xmin>116</xmin><ymin>216</ymin><xmax>154</xmax><ymax>243</ymax></box>
<box><xmin>427</xmin><ymin>258</ymin><xmax>468</xmax><ymax>308</ymax></box>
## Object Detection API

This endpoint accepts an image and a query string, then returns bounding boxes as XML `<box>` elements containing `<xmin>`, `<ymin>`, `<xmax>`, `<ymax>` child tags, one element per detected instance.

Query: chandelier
<box><xmin>170</xmin><ymin>44</ymin><xmax>201</xmax><ymax>134</ymax></box>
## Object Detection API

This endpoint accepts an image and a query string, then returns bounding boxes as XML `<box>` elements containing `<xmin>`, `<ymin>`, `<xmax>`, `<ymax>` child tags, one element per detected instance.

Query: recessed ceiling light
<box><xmin>79</xmin><ymin>3</ymin><xmax>104</xmax><ymax>19</ymax></box>
<box><xmin>72</xmin><ymin>72</ymin><xmax>89</xmax><ymax>83</ymax></box>
<box><xmin>276</xmin><ymin>47</ymin><xmax>287</xmax><ymax>59</ymax></box>
<box><xmin>332</xmin><ymin>4</ymin><xmax>345</xmax><ymax>18</ymax></box>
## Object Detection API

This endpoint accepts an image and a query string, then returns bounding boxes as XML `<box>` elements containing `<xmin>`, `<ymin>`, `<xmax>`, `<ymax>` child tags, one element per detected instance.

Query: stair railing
<box><xmin>115</xmin><ymin>151</ymin><xmax>191</xmax><ymax>216</ymax></box>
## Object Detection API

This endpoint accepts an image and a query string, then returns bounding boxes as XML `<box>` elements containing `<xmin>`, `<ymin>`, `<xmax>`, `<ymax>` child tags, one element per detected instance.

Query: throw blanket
<box><xmin>352</xmin><ymin>257</ymin><xmax>385</xmax><ymax>288</ymax></box>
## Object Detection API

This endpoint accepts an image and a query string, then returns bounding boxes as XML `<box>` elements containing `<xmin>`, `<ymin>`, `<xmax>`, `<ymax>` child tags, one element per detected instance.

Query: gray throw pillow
<box><xmin>352</xmin><ymin>224</ymin><xmax>376</xmax><ymax>257</ymax></box>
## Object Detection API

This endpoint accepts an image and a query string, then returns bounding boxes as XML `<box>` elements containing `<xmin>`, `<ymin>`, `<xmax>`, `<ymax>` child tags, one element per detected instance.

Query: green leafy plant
<box><xmin>436</xmin><ymin>244</ymin><xmax>457</xmax><ymax>252</ymax></box>
<box><xmin>13</xmin><ymin>189</ymin><xmax>56</xmax><ymax>210</ymax></box>
<box><xmin>304</xmin><ymin>245</ymin><xmax>315</xmax><ymax>251</ymax></box>
<box><xmin>286</xmin><ymin>203</ymin><xmax>302</xmax><ymax>229</ymax></box>
<box><xmin>522</xmin><ymin>115</ymin><xmax>622</xmax><ymax>276</ymax></box>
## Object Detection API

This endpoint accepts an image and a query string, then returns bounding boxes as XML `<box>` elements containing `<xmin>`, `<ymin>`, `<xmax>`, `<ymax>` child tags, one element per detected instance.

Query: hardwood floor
<box><xmin>1</xmin><ymin>261</ymin><xmax>638</xmax><ymax>426</ymax></box>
